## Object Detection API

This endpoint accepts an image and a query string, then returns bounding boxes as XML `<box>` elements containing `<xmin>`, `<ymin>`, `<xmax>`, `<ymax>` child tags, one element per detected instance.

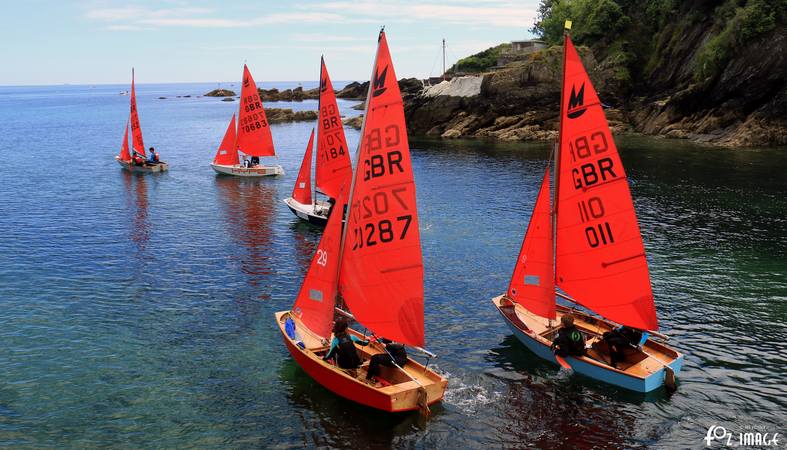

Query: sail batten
<box><xmin>236</xmin><ymin>65</ymin><xmax>275</xmax><ymax>157</ymax></box>
<box><xmin>315</xmin><ymin>58</ymin><xmax>352</xmax><ymax>199</ymax></box>
<box><xmin>338</xmin><ymin>31</ymin><xmax>425</xmax><ymax>347</ymax></box>
<box><xmin>292</xmin><ymin>129</ymin><xmax>315</xmax><ymax>205</ymax></box>
<box><xmin>554</xmin><ymin>35</ymin><xmax>658</xmax><ymax>331</ymax></box>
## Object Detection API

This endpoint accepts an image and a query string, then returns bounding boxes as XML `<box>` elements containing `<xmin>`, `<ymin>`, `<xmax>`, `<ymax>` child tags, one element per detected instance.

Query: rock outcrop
<box><xmin>205</xmin><ymin>89</ymin><xmax>236</xmax><ymax>97</ymax></box>
<box><xmin>258</xmin><ymin>87</ymin><xmax>319</xmax><ymax>102</ymax></box>
<box><xmin>266</xmin><ymin>108</ymin><xmax>318</xmax><ymax>123</ymax></box>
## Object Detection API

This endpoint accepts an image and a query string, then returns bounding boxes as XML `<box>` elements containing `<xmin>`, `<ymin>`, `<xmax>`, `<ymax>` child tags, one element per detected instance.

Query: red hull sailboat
<box><xmin>284</xmin><ymin>57</ymin><xmax>353</xmax><ymax>226</ymax></box>
<box><xmin>491</xmin><ymin>29</ymin><xmax>683</xmax><ymax>393</ymax></box>
<box><xmin>211</xmin><ymin>65</ymin><xmax>283</xmax><ymax>177</ymax></box>
<box><xmin>116</xmin><ymin>69</ymin><xmax>168</xmax><ymax>173</ymax></box>
<box><xmin>275</xmin><ymin>30</ymin><xmax>447</xmax><ymax>413</ymax></box>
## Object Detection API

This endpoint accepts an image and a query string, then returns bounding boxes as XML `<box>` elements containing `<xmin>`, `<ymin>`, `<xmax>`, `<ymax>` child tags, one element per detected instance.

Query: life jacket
<box><xmin>386</xmin><ymin>343</ymin><xmax>407</xmax><ymax>367</ymax></box>
<box><xmin>556</xmin><ymin>325</ymin><xmax>585</xmax><ymax>356</ymax></box>
<box><xmin>335</xmin><ymin>333</ymin><xmax>361</xmax><ymax>369</ymax></box>
<box><xmin>152</xmin><ymin>152</ymin><xmax>159</xmax><ymax>162</ymax></box>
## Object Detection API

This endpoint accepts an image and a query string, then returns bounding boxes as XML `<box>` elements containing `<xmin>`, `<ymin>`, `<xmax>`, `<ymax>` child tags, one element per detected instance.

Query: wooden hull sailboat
<box><xmin>116</xmin><ymin>69</ymin><xmax>168</xmax><ymax>173</ymax></box>
<box><xmin>492</xmin><ymin>28</ymin><xmax>683</xmax><ymax>393</ymax></box>
<box><xmin>276</xmin><ymin>311</ymin><xmax>447</xmax><ymax>412</ymax></box>
<box><xmin>116</xmin><ymin>156</ymin><xmax>169</xmax><ymax>173</ymax></box>
<box><xmin>210</xmin><ymin>163</ymin><xmax>283</xmax><ymax>177</ymax></box>
<box><xmin>282</xmin><ymin>197</ymin><xmax>331</xmax><ymax>226</ymax></box>
<box><xmin>492</xmin><ymin>297</ymin><xmax>683</xmax><ymax>392</ymax></box>
<box><xmin>276</xmin><ymin>31</ymin><xmax>447</xmax><ymax>413</ymax></box>
<box><xmin>284</xmin><ymin>57</ymin><xmax>352</xmax><ymax>226</ymax></box>
<box><xmin>210</xmin><ymin>65</ymin><xmax>283</xmax><ymax>177</ymax></box>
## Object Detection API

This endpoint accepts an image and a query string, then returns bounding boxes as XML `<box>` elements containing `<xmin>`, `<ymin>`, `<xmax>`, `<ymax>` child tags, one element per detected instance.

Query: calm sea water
<box><xmin>0</xmin><ymin>83</ymin><xmax>784</xmax><ymax>448</ymax></box>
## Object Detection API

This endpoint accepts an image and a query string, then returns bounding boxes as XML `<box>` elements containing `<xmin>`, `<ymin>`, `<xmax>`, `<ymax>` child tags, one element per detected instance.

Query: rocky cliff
<box><xmin>403</xmin><ymin>0</ymin><xmax>787</xmax><ymax>147</ymax></box>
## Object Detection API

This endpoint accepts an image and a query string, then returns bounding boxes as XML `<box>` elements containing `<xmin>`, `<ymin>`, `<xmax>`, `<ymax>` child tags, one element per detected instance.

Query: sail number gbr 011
<box><xmin>568</xmin><ymin>130</ymin><xmax>618</xmax><ymax>249</ymax></box>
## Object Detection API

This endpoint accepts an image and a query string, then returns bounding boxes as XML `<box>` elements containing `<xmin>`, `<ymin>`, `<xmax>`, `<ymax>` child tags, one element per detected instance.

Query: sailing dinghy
<box><xmin>276</xmin><ymin>30</ymin><xmax>447</xmax><ymax>413</ymax></box>
<box><xmin>284</xmin><ymin>57</ymin><xmax>353</xmax><ymax>226</ymax></box>
<box><xmin>210</xmin><ymin>64</ymin><xmax>283</xmax><ymax>177</ymax></box>
<box><xmin>115</xmin><ymin>69</ymin><xmax>168</xmax><ymax>173</ymax></box>
<box><xmin>491</xmin><ymin>32</ymin><xmax>683</xmax><ymax>393</ymax></box>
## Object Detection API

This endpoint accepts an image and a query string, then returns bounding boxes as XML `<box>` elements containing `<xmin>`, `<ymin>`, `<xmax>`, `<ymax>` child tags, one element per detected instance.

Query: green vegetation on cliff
<box><xmin>447</xmin><ymin>43</ymin><xmax>510</xmax><ymax>74</ymax></box>
<box><xmin>531</xmin><ymin>0</ymin><xmax>787</xmax><ymax>83</ymax></box>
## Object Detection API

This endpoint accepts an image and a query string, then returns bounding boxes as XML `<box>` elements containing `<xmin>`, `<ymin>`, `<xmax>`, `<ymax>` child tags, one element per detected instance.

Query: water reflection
<box><xmin>215</xmin><ymin>177</ymin><xmax>274</xmax><ymax>296</ymax></box>
<box><xmin>486</xmin><ymin>336</ymin><xmax>642</xmax><ymax>447</ymax></box>
<box><xmin>278</xmin><ymin>359</ymin><xmax>427</xmax><ymax>448</ymax></box>
<box><xmin>122</xmin><ymin>170</ymin><xmax>150</xmax><ymax>252</ymax></box>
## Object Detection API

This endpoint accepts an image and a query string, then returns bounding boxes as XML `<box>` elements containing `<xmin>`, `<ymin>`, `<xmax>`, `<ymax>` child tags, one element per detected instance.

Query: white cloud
<box><xmin>309</xmin><ymin>1</ymin><xmax>535</xmax><ymax>27</ymax></box>
<box><xmin>85</xmin><ymin>6</ymin><xmax>343</xmax><ymax>29</ymax></box>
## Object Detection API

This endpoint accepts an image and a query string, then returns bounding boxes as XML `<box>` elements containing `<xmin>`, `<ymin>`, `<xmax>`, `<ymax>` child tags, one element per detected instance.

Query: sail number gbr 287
<box><xmin>351</xmin><ymin>124</ymin><xmax>413</xmax><ymax>251</ymax></box>
<box><xmin>568</xmin><ymin>130</ymin><xmax>619</xmax><ymax>249</ymax></box>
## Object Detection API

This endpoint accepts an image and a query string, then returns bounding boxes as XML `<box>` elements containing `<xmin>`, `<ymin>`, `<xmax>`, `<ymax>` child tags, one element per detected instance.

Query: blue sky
<box><xmin>0</xmin><ymin>0</ymin><xmax>538</xmax><ymax>85</ymax></box>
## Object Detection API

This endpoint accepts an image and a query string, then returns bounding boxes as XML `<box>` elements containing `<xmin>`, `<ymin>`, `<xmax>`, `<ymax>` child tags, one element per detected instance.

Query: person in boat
<box><xmin>147</xmin><ymin>147</ymin><xmax>160</xmax><ymax>164</ymax></box>
<box><xmin>602</xmin><ymin>326</ymin><xmax>643</xmax><ymax>368</ymax></box>
<box><xmin>132</xmin><ymin>152</ymin><xmax>146</xmax><ymax>166</ymax></box>
<box><xmin>322</xmin><ymin>318</ymin><xmax>369</xmax><ymax>370</ymax></box>
<box><xmin>250</xmin><ymin>156</ymin><xmax>260</xmax><ymax>167</ymax></box>
<box><xmin>242</xmin><ymin>157</ymin><xmax>250</xmax><ymax>168</ymax></box>
<box><xmin>551</xmin><ymin>314</ymin><xmax>585</xmax><ymax>357</ymax></box>
<box><xmin>325</xmin><ymin>197</ymin><xmax>336</xmax><ymax>218</ymax></box>
<box><xmin>366</xmin><ymin>337</ymin><xmax>407</xmax><ymax>384</ymax></box>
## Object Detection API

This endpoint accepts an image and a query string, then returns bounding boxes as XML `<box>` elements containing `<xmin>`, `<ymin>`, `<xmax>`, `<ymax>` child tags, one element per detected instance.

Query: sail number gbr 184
<box><xmin>568</xmin><ymin>130</ymin><xmax>619</xmax><ymax>249</ymax></box>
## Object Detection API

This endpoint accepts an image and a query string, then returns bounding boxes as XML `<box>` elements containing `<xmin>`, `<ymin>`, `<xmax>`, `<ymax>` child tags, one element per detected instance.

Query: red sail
<box><xmin>555</xmin><ymin>35</ymin><xmax>658</xmax><ymax>331</ymax></box>
<box><xmin>293</xmin><ymin>188</ymin><xmax>348</xmax><ymax>338</ymax></box>
<box><xmin>129</xmin><ymin>68</ymin><xmax>145</xmax><ymax>156</ymax></box>
<box><xmin>292</xmin><ymin>128</ymin><xmax>315</xmax><ymax>205</ymax></box>
<box><xmin>339</xmin><ymin>31</ymin><xmax>425</xmax><ymax>347</ymax></box>
<box><xmin>118</xmin><ymin>120</ymin><xmax>131</xmax><ymax>162</ymax></box>
<box><xmin>213</xmin><ymin>114</ymin><xmax>239</xmax><ymax>166</ymax></box>
<box><xmin>236</xmin><ymin>65</ymin><xmax>275</xmax><ymax>157</ymax></box>
<box><xmin>315</xmin><ymin>57</ymin><xmax>352</xmax><ymax>199</ymax></box>
<box><xmin>508</xmin><ymin>168</ymin><xmax>555</xmax><ymax>319</ymax></box>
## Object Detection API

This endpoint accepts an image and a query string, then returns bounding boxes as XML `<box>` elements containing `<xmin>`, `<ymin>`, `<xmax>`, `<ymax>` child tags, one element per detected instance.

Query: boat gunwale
<box><xmin>492</xmin><ymin>294</ymin><xmax>682</xmax><ymax>381</ymax></box>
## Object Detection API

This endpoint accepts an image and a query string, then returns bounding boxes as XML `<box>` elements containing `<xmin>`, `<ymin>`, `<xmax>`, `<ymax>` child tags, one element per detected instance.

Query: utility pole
<box><xmin>442</xmin><ymin>38</ymin><xmax>446</xmax><ymax>80</ymax></box>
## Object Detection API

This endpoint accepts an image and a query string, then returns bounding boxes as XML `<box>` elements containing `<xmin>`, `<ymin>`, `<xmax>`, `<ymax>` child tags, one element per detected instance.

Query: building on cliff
<box><xmin>496</xmin><ymin>40</ymin><xmax>547</xmax><ymax>67</ymax></box>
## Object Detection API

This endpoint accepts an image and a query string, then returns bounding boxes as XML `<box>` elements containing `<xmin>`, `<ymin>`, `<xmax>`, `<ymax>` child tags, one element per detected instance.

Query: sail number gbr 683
<box><xmin>568</xmin><ymin>130</ymin><xmax>619</xmax><ymax>249</ymax></box>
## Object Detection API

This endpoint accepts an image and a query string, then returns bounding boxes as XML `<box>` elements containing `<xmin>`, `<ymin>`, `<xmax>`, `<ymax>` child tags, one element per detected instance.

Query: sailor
<box><xmin>602</xmin><ymin>326</ymin><xmax>643</xmax><ymax>368</ymax></box>
<box><xmin>366</xmin><ymin>337</ymin><xmax>407</xmax><ymax>384</ymax></box>
<box><xmin>551</xmin><ymin>314</ymin><xmax>585</xmax><ymax>357</ymax></box>
<box><xmin>132</xmin><ymin>152</ymin><xmax>145</xmax><ymax>166</ymax></box>
<box><xmin>322</xmin><ymin>318</ymin><xmax>369</xmax><ymax>370</ymax></box>
<box><xmin>147</xmin><ymin>147</ymin><xmax>160</xmax><ymax>164</ymax></box>
<box><xmin>250</xmin><ymin>156</ymin><xmax>260</xmax><ymax>166</ymax></box>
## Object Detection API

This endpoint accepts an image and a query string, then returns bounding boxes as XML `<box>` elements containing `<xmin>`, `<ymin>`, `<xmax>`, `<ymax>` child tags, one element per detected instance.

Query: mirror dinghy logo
<box><xmin>320</xmin><ymin>76</ymin><xmax>328</xmax><ymax>92</ymax></box>
<box><xmin>567</xmin><ymin>83</ymin><xmax>586</xmax><ymax>119</ymax></box>
<box><xmin>372</xmin><ymin>65</ymin><xmax>388</xmax><ymax>97</ymax></box>
<box><xmin>243</xmin><ymin>76</ymin><xmax>249</xmax><ymax>87</ymax></box>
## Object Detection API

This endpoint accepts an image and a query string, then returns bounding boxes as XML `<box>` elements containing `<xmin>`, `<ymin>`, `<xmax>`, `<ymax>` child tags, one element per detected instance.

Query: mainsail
<box><xmin>339</xmin><ymin>31</ymin><xmax>425</xmax><ymax>347</ymax></box>
<box><xmin>236</xmin><ymin>65</ymin><xmax>275</xmax><ymax>157</ymax></box>
<box><xmin>554</xmin><ymin>35</ymin><xmax>658</xmax><ymax>331</ymax></box>
<box><xmin>119</xmin><ymin>120</ymin><xmax>131</xmax><ymax>162</ymax></box>
<box><xmin>213</xmin><ymin>114</ymin><xmax>239</xmax><ymax>166</ymax></box>
<box><xmin>292</xmin><ymin>188</ymin><xmax>348</xmax><ymax>338</ymax></box>
<box><xmin>292</xmin><ymin>129</ymin><xmax>315</xmax><ymax>205</ymax></box>
<box><xmin>129</xmin><ymin>69</ymin><xmax>145</xmax><ymax>156</ymax></box>
<box><xmin>315</xmin><ymin>57</ymin><xmax>353</xmax><ymax>199</ymax></box>
<box><xmin>508</xmin><ymin>168</ymin><xmax>556</xmax><ymax>320</ymax></box>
